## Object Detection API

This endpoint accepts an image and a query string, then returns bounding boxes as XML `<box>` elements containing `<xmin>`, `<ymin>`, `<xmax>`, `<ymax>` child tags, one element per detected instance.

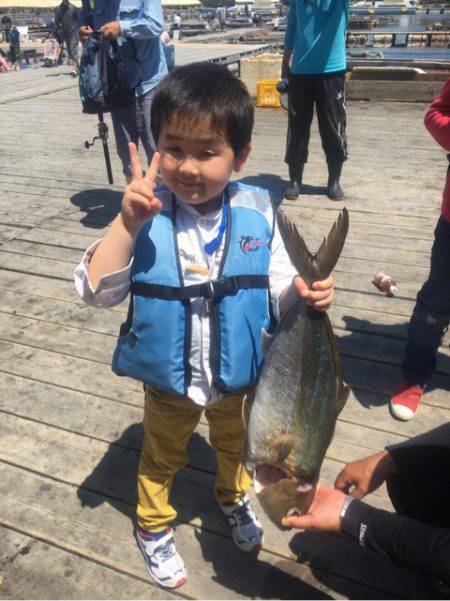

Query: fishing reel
<box><xmin>84</xmin><ymin>117</ymin><xmax>109</xmax><ymax>149</ymax></box>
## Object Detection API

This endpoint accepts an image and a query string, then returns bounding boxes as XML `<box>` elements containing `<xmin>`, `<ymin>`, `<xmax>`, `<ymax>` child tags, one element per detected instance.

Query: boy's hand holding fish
<box><xmin>280</xmin><ymin>274</ymin><xmax>334</xmax><ymax>315</ymax></box>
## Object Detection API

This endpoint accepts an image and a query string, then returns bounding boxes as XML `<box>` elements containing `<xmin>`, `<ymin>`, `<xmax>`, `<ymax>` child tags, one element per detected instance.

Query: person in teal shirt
<box><xmin>282</xmin><ymin>0</ymin><xmax>349</xmax><ymax>201</ymax></box>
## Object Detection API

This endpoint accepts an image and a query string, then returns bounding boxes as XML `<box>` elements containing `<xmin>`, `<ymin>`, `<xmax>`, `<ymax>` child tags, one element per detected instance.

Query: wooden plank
<box><xmin>1</xmin><ymin>71</ymin><xmax>448</xmax><ymax>600</ymax></box>
<box><xmin>337</xmin><ymin>327</ymin><xmax>450</xmax><ymax>375</ymax></box>
<box><xmin>341</xmin><ymin>357</ymin><xmax>450</xmax><ymax>414</ymax></box>
<box><xmin>0</xmin><ymin>270</ymin><xmax>86</xmax><ymax>305</ymax></box>
<box><xmin>0</xmin><ymin>225</ymin><xmax>29</xmax><ymax>246</ymax></box>
<box><xmin>0</xmin><ymin>415</ymin><xmax>388</xmax><ymax>600</ymax></box>
<box><xmin>0</xmin><ymin>483</ymin><xmax>384</xmax><ymax>601</ymax></box>
<box><xmin>1</xmin><ymin>227</ymin><xmax>435</xmax><ymax>269</ymax></box>
<box><xmin>0</xmin><ymin>239</ymin><xmax>432</xmax><ymax>301</ymax></box>
<box><xmin>0</xmin><ymin>340</ymin><xmax>143</xmax><ymax>401</ymax></box>
<box><xmin>339</xmin><ymin>390</ymin><xmax>450</xmax><ymax>441</ymax></box>
<box><xmin>0</xmin><ymin>369</ymin><xmax>399</xmax><ymax>488</ymax></box>
<box><xmin>0</xmin><ymin>527</ymin><xmax>182</xmax><ymax>601</ymax></box>
<box><xmin>2</xmin><ymin>307</ymin><xmax>421</xmax><ymax>381</ymax></box>
<box><xmin>3</xmin><ymin>302</ymin><xmax>450</xmax><ymax>409</ymax></box>
<box><xmin>0</xmin><ymin>286</ymin><xmax>126</xmax><ymax>327</ymax></box>
<box><xmin>0</xmin><ymin>412</ymin><xmax>436</xmax><ymax>599</ymax></box>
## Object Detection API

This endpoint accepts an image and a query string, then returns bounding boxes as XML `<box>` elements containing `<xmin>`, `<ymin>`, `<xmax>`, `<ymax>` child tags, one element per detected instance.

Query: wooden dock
<box><xmin>0</xmin><ymin>65</ymin><xmax>448</xmax><ymax>599</ymax></box>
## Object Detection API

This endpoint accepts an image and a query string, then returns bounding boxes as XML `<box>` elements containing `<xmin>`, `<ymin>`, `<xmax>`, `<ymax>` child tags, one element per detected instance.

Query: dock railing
<box><xmin>346</xmin><ymin>29</ymin><xmax>450</xmax><ymax>48</ymax></box>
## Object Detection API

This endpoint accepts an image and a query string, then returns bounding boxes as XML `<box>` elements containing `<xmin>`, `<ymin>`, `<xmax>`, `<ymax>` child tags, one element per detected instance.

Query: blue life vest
<box><xmin>112</xmin><ymin>182</ymin><xmax>276</xmax><ymax>396</ymax></box>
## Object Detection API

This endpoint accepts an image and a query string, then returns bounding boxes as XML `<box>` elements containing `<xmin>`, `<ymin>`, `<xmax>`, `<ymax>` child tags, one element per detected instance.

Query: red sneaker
<box><xmin>390</xmin><ymin>379</ymin><xmax>425</xmax><ymax>421</ymax></box>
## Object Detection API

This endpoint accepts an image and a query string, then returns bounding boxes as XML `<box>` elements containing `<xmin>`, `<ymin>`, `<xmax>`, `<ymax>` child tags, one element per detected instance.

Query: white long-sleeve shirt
<box><xmin>74</xmin><ymin>200</ymin><xmax>297</xmax><ymax>406</ymax></box>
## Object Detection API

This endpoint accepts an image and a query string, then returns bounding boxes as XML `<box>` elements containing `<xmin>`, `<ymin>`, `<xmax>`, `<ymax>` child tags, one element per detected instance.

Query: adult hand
<box><xmin>78</xmin><ymin>24</ymin><xmax>93</xmax><ymax>43</ymax></box>
<box><xmin>121</xmin><ymin>143</ymin><xmax>162</xmax><ymax>237</ymax></box>
<box><xmin>294</xmin><ymin>274</ymin><xmax>334</xmax><ymax>312</ymax></box>
<box><xmin>335</xmin><ymin>449</ymin><xmax>398</xmax><ymax>500</ymax></box>
<box><xmin>99</xmin><ymin>21</ymin><xmax>121</xmax><ymax>40</ymax></box>
<box><xmin>281</xmin><ymin>485</ymin><xmax>346</xmax><ymax>532</ymax></box>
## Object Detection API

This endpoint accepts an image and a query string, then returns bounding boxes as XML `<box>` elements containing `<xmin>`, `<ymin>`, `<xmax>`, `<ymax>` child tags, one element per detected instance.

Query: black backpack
<box><xmin>79</xmin><ymin>31</ymin><xmax>135</xmax><ymax>114</ymax></box>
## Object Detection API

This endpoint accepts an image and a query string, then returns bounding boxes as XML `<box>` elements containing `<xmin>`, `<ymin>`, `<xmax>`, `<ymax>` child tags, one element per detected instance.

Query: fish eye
<box><xmin>286</xmin><ymin>508</ymin><xmax>301</xmax><ymax>517</ymax></box>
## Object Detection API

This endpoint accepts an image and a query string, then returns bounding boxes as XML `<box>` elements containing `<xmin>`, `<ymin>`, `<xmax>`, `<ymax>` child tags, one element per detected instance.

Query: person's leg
<box><xmin>205</xmin><ymin>390</ymin><xmax>253</xmax><ymax>504</ymax></box>
<box><xmin>137</xmin><ymin>386</ymin><xmax>203</xmax><ymax>532</ymax></box>
<box><xmin>136</xmin><ymin>386</ymin><xmax>199</xmax><ymax>588</ymax></box>
<box><xmin>315</xmin><ymin>73</ymin><xmax>348</xmax><ymax>200</ymax></box>
<box><xmin>391</xmin><ymin>217</ymin><xmax>450</xmax><ymax>419</ymax></box>
<box><xmin>66</xmin><ymin>29</ymin><xmax>79</xmax><ymax>74</ymax></box>
<box><xmin>135</xmin><ymin>89</ymin><xmax>157</xmax><ymax>169</ymax></box>
<box><xmin>284</xmin><ymin>74</ymin><xmax>315</xmax><ymax>200</ymax></box>
<box><xmin>111</xmin><ymin>100</ymin><xmax>138</xmax><ymax>182</ymax></box>
<box><xmin>205</xmin><ymin>388</ymin><xmax>263</xmax><ymax>552</ymax></box>
<box><xmin>387</xmin><ymin>472</ymin><xmax>448</xmax><ymax>528</ymax></box>
<box><xmin>403</xmin><ymin>217</ymin><xmax>450</xmax><ymax>384</ymax></box>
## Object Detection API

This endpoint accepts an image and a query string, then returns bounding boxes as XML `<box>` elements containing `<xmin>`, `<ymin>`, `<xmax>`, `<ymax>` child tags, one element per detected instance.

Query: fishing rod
<box><xmin>84</xmin><ymin>112</ymin><xmax>114</xmax><ymax>184</ymax></box>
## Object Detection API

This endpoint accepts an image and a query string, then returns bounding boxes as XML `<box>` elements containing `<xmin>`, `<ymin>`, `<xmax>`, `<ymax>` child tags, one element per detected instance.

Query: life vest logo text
<box><xmin>239</xmin><ymin>235</ymin><xmax>265</xmax><ymax>254</ymax></box>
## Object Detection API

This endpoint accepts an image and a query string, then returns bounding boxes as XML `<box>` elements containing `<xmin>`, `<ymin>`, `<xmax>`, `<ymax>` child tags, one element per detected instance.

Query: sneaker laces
<box><xmin>154</xmin><ymin>538</ymin><xmax>176</xmax><ymax>562</ymax></box>
<box><xmin>232</xmin><ymin>501</ymin><xmax>253</xmax><ymax>527</ymax></box>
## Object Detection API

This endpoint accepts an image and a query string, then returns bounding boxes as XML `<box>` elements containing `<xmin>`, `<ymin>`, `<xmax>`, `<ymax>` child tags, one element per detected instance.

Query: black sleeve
<box><xmin>386</xmin><ymin>423</ymin><xmax>450</xmax><ymax>476</ymax></box>
<box><xmin>341</xmin><ymin>498</ymin><xmax>450</xmax><ymax>584</ymax></box>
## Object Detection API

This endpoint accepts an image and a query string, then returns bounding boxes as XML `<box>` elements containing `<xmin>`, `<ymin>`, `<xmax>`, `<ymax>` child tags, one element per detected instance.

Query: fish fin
<box><xmin>277</xmin><ymin>211</ymin><xmax>317</xmax><ymax>286</ymax></box>
<box><xmin>242</xmin><ymin>392</ymin><xmax>254</xmax><ymax>430</ymax></box>
<box><xmin>261</xmin><ymin>327</ymin><xmax>274</xmax><ymax>358</ymax></box>
<box><xmin>277</xmin><ymin>208</ymin><xmax>349</xmax><ymax>285</ymax></box>
<box><xmin>314</xmin><ymin>208</ymin><xmax>349</xmax><ymax>280</ymax></box>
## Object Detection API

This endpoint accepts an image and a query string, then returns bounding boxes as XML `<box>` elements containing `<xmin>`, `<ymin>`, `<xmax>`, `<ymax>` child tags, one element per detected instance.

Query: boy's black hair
<box><xmin>151</xmin><ymin>62</ymin><xmax>254</xmax><ymax>158</ymax></box>
<box><xmin>1</xmin><ymin>16</ymin><xmax>13</xmax><ymax>25</ymax></box>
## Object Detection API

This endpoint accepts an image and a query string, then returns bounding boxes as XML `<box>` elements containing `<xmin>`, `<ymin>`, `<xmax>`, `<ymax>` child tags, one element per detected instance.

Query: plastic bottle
<box><xmin>372</xmin><ymin>271</ymin><xmax>397</xmax><ymax>297</ymax></box>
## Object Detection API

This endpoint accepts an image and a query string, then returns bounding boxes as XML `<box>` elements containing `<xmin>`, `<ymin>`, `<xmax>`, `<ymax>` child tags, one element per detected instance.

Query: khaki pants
<box><xmin>137</xmin><ymin>386</ymin><xmax>253</xmax><ymax>532</ymax></box>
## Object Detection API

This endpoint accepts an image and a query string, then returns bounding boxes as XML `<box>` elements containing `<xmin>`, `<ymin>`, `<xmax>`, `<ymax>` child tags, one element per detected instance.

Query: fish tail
<box><xmin>277</xmin><ymin>208</ymin><xmax>349</xmax><ymax>286</ymax></box>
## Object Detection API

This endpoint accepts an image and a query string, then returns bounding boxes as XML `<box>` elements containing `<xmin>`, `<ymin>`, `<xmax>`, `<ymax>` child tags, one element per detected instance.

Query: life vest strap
<box><xmin>131</xmin><ymin>275</ymin><xmax>269</xmax><ymax>301</ymax></box>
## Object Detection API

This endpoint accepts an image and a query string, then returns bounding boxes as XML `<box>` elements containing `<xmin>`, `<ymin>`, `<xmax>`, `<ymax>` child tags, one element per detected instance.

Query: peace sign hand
<box><xmin>121</xmin><ymin>142</ymin><xmax>162</xmax><ymax>237</ymax></box>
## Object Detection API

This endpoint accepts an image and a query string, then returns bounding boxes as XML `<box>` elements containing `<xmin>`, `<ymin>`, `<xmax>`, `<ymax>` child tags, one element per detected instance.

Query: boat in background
<box><xmin>350</xmin><ymin>0</ymin><xmax>417</xmax><ymax>15</ymax></box>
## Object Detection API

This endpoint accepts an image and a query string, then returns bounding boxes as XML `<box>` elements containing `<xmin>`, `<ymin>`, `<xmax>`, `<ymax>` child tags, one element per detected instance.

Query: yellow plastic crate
<box><xmin>256</xmin><ymin>79</ymin><xmax>281</xmax><ymax>108</ymax></box>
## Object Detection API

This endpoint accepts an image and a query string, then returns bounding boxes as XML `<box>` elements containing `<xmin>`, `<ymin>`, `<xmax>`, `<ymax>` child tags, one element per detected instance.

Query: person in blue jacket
<box><xmin>282</xmin><ymin>0</ymin><xmax>349</xmax><ymax>201</ymax></box>
<box><xmin>74</xmin><ymin>63</ymin><xmax>335</xmax><ymax>589</ymax></box>
<box><xmin>77</xmin><ymin>0</ymin><xmax>168</xmax><ymax>181</ymax></box>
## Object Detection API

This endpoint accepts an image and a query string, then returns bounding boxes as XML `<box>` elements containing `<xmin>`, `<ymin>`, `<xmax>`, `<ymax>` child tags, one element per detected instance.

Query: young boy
<box><xmin>2</xmin><ymin>17</ymin><xmax>20</xmax><ymax>70</ymax></box>
<box><xmin>390</xmin><ymin>78</ymin><xmax>450</xmax><ymax>421</ymax></box>
<box><xmin>74</xmin><ymin>63</ymin><xmax>334</xmax><ymax>589</ymax></box>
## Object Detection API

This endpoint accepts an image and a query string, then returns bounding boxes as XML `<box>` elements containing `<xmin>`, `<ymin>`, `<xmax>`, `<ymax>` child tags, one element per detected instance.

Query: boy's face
<box><xmin>158</xmin><ymin>116</ymin><xmax>250</xmax><ymax>211</ymax></box>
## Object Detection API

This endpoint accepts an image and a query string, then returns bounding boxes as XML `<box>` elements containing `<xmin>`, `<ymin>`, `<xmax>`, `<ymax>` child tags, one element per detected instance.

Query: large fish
<box><xmin>244</xmin><ymin>208</ymin><xmax>350</xmax><ymax>528</ymax></box>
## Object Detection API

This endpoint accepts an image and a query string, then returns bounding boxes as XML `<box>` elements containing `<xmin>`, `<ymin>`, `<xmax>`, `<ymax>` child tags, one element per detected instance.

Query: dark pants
<box><xmin>63</xmin><ymin>28</ymin><xmax>78</xmax><ymax>60</ymax></box>
<box><xmin>402</xmin><ymin>216</ymin><xmax>450</xmax><ymax>385</ymax></box>
<box><xmin>285</xmin><ymin>72</ymin><xmax>348</xmax><ymax>166</ymax></box>
<box><xmin>9</xmin><ymin>44</ymin><xmax>20</xmax><ymax>64</ymax></box>
<box><xmin>387</xmin><ymin>471</ymin><xmax>449</xmax><ymax>529</ymax></box>
<box><xmin>387</xmin><ymin>423</ymin><xmax>450</xmax><ymax>529</ymax></box>
<box><xmin>111</xmin><ymin>88</ymin><xmax>156</xmax><ymax>177</ymax></box>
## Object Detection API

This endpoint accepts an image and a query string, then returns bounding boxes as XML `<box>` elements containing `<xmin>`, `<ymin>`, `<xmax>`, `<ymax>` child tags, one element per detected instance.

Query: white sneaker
<box><xmin>220</xmin><ymin>494</ymin><xmax>264</xmax><ymax>552</ymax></box>
<box><xmin>136</xmin><ymin>527</ymin><xmax>187</xmax><ymax>589</ymax></box>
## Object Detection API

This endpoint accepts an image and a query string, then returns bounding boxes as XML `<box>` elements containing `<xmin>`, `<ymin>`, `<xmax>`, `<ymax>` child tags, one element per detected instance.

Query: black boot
<box><xmin>327</xmin><ymin>161</ymin><xmax>344</xmax><ymax>201</ymax></box>
<box><xmin>284</xmin><ymin>164</ymin><xmax>304</xmax><ymax>200</ymax></box>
